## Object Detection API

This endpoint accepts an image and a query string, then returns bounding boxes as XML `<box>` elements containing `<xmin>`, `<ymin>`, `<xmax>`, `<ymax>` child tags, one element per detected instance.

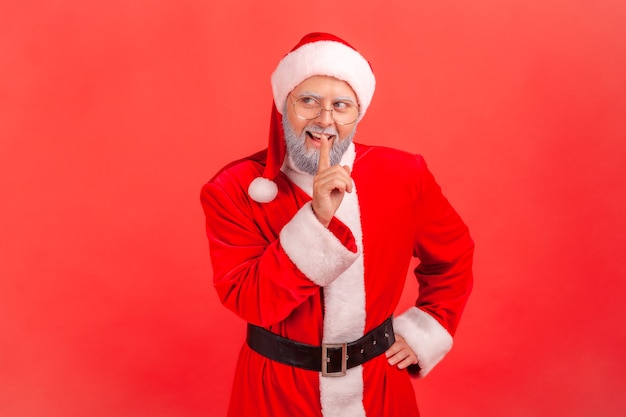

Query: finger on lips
<box><xmin>317</xmin><ymin>135</ymin><xmax>331</xmax><ymax>173</ymax></box>
<box><xmin>313</xmin><ymin>136</ymin><xmax>356</xmax><ymax>203</ymax></box>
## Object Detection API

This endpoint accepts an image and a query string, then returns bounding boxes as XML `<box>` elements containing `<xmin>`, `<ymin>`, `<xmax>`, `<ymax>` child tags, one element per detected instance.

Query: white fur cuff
<box><xmin>280</xmin><ymin>202</ymin><xmax>359</xmax><ymax>287</ymax></box>
<box><xmin>393</xmin><ymin>307</ymin><xmax>453</xmax><ymax>377</ymax></box>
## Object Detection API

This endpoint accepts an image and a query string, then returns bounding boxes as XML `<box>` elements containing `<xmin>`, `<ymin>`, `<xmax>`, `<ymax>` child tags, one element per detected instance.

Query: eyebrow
<box><xmin>294</xmin><ymin>92</ymin><xmax>357</xmax><ymax>104</ymax></box>
<box><xmin>294</xmin><ymin>91</ymin><xmax>322</xmax><ymax>100</ymax></box>
<box><xmin>335</xmin><ymin>95</ymin><xmax>357</xmax><ymax>104</ymax></box>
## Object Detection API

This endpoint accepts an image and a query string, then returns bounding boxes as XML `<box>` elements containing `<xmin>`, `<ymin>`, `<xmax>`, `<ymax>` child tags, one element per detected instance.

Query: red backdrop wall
<box><xmin>1</xmin><ymin>1</ymin><xmax>625</xmax><ymax>416</ymax></box>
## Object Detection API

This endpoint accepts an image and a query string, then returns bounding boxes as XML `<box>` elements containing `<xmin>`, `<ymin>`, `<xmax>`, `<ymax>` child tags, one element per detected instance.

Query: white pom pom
<box><xmin>248</xmin><ymin>177</ymin><xmax>278</xmax><ymax>203</ymax></box>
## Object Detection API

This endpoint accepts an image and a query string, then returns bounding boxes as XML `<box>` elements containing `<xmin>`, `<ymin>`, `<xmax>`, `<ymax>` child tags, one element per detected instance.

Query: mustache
<box><xmin>306</xmin><ymin>125</ymin><xmax>339</xmax><ymax>137</ymax></box>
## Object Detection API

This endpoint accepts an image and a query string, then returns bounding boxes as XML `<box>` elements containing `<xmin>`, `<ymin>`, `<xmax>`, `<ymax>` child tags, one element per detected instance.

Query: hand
<box><xmin>385</xmin><ymin>334</ymin><xmax>418</xmax><ymax>370</ymax></box>
<box><xmin>311</xmin><ymin>136</ymin><xmax>352</xmax><ymax>227</ymax></box>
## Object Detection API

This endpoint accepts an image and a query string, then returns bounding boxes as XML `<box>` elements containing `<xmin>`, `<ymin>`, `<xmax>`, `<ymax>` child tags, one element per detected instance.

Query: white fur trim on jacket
<box><xmin>271</xmin><ymin>40</ymin><xmax>376</xmax><ymax>122</ymax></box>
<box><xmin>280</xmin><ymin>202</ymin><xmax>359</xmax><ymax>286</ymax></box>
<box><xmin>281</xmin><ymin>143</ymin><xmax>367</xmax><ymax>417</ymax></box>
<box><xmin>393</xmin><ymin>306</ymin><xmax>454</xmax><ymax>377</ymax></box>
<box><xmin>319</xmin><ymin>166</ymin><xmax>366</xmax><ymax>417</ymax></box>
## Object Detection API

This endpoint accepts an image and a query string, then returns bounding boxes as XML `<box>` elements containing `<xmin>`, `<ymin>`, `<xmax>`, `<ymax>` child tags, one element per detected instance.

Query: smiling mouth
<box><xmin>306</xmin><ymin>131</ymin><xmax>336</xmax><ymax>142</ymax></box>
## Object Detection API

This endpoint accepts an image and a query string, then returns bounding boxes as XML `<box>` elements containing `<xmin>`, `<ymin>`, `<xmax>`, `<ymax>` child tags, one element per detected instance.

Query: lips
<box><xmin>306</xmin><ymin>131</ymin><xmax>336</xmax><ymax>142</ymax></box>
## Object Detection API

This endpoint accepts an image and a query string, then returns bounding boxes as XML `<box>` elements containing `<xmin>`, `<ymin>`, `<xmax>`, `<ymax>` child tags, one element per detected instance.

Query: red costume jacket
<box><xmin>201</xmin><ymin>142</ymin><xmax>473</xmax><ymax>417</ymax></box>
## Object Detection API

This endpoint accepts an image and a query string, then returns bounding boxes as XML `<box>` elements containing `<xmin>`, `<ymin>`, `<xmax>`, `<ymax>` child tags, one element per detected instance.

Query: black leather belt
<box><xmin>246</xmin><ymin>316</ymin><xmax>395</xmax><ymax>377</ymax></box>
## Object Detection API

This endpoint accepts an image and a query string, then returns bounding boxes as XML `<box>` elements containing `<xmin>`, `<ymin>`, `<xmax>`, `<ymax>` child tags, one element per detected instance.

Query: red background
<box><xmin>1</xmin><ymin>1</ymin><xmax>625</xmax><ymax>416</ymax></box>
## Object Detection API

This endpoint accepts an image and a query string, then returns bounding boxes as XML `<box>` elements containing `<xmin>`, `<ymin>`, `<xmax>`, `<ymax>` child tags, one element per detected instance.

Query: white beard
<box><xmin>282</xmin><ymin>116</ymin><xmax>356</xmax><ymax>176</ymax></box>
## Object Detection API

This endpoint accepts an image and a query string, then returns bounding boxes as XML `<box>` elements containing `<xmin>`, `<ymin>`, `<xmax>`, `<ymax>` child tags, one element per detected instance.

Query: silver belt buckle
<box><xmin>321</xmin><ymin>343</ymin><xmax>347</xmax><ymax>377</ymax></box>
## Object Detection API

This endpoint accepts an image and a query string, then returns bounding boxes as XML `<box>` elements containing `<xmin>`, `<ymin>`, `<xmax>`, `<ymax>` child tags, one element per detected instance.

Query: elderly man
<box><xmin>201</xmin><ymin>32</ymin><xmax>473</xmax><ymax>417</ymax></box>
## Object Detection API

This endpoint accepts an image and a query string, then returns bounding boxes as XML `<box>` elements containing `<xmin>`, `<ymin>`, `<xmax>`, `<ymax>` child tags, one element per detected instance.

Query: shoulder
<box><xmin>200</xmin><ymin>149</ymin><xmax>269</xmax><ymax>208</ymax></box>
<box><xmin>205</xmin><ymin>149</ymin><xmax>267</xmax><ymax>189</ymax></box>
<box><xmin>354</xmin><ymin>143</ymin><xmax>427</xmax><ymax>173</ymax></box>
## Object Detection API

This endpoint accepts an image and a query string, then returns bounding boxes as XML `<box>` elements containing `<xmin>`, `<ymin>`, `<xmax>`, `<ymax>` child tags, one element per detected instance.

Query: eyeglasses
<box><xmin>290</xmin><ymin>94</ymin><xmax>359</xmax><ymax>125</ymax></box>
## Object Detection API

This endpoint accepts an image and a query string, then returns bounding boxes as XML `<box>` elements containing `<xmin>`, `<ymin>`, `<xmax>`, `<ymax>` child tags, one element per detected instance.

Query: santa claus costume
<box><xmin>201</xmin><ymin>33</ymin><xmax>473</xmax><ymax>417</ymax></box>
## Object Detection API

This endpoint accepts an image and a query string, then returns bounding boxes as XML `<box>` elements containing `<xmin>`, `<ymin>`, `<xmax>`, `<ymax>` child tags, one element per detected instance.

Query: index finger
<box><xmin>317</xmin><ymin>135</ymin><xmax>331</xmax><ymax>173</ymax></box>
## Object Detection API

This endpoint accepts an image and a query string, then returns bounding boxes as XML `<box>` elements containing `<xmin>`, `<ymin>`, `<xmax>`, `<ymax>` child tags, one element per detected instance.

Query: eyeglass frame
<box><xmin>288</xmin><ymin>93</ymin><xmax>360</xmax><ymax>126</ymax></box>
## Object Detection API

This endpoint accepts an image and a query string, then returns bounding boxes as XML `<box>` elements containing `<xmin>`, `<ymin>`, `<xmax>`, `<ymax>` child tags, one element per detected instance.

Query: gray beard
<box><xmin>282</xmin><ymin>116</ymin><xmax>356</xmax><ymax>176</ymax></box>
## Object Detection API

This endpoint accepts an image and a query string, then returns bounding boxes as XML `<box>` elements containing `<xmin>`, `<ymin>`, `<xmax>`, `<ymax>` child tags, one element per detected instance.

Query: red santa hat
<box><xmin>248</xmin><ymin>32</ymin><xmax>376</xmax><ymax>203</ymax></box>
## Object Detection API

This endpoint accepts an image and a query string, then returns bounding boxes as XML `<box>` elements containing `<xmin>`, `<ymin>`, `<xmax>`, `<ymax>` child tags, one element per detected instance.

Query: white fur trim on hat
<box><xmin>248</xmin><ymin>177</ymin><xmax>278</xmax><ymax>203</ymax></box>
<box><xmin>271</xmin><ymin>40</ymin><xmax>376</xmax><ymax>122</ymax></box>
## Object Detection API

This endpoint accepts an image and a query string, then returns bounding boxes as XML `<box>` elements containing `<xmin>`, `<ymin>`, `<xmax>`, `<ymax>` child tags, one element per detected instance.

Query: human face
<box><xmin>283</xmin><ymin>76</ymin><xmax>358</xmax><ymax>175</ymax></box>
<box><xmin>286</xmin><ymin>76</ymin><xmax>358</xmax><ymax>150</ymax></box>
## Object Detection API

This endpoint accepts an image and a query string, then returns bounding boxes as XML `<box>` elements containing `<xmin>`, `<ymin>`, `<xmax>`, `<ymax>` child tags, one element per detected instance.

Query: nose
<box><xmin>315</xmin><ymin>107</ymin><xmax>335</xmax><ymax>127</ymax></box>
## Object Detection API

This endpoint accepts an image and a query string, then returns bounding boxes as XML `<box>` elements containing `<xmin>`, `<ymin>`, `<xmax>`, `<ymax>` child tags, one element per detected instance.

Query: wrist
<box><xmin>311</xmin><ymin>204</ymin><xmax>331</xmax><ymax>228</ymax></box>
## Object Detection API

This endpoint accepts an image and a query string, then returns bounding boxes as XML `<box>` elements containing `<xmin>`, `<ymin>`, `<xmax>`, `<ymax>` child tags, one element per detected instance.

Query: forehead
<box><xmin>291</xmin><ymin>75</ymin><xmax>357</xmax><ymax>99</ymax></box>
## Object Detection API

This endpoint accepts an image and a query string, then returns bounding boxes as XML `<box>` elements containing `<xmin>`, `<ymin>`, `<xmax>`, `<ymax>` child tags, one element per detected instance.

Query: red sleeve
<box><xmin>412</xmin><ymin>155</ymin><xmax>474</xmax><ymax>336</ymax></box>
<box><xmin>201</xmin><ymin>181</ymin><xmax>320</xmax><ymax>327</ymax></box>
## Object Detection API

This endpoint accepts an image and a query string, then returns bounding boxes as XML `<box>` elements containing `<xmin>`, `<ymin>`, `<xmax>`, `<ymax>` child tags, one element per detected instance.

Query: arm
<box><xmin>394</xmin><ymin>155</ymin><xmax>474</xmax><ymax>377</ymax></box>
<box><xmin>201</xmin><ymin>177</ymin><xmax>359</xmax><ymax>327</ymax></box>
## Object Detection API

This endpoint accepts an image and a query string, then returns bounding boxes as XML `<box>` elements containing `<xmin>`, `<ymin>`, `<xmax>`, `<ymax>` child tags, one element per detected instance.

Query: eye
<box><xmin>333</xmin><ymin>100</ymin><xmax>354</xmax><ymax>113</ymax></box>
<box><xmin>298</xmin><ymin>96</ymin><xmax>320</xmax><ymax>108</ymax></box>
